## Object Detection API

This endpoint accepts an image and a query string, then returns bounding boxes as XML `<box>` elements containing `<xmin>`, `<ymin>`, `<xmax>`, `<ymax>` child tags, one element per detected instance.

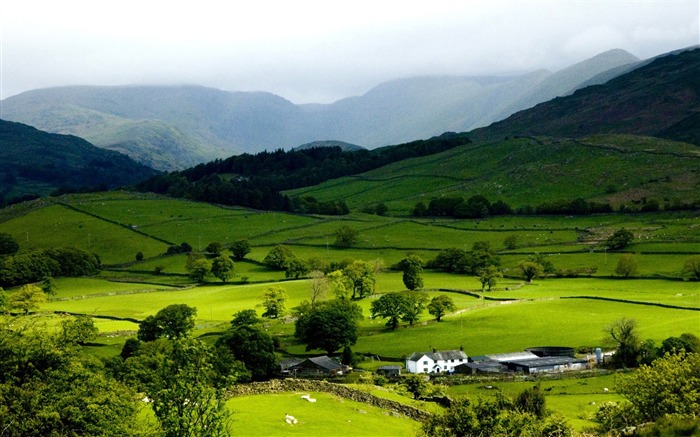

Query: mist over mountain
<box><xmin>0</xmin><ymin>48</ymin><xmax>644</xmax><ymax>169</ymax></box>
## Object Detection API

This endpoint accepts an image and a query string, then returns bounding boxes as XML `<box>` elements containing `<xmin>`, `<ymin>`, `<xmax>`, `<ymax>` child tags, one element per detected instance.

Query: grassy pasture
<box><xmin>226</xmin><ymin>391</ymin><xmax>422</xmax><ymax>436</ymax></box>
<box><xmin>1</xmin><ymin>203</ymin><xmax>169</xmax><ymax>264</ymax></box>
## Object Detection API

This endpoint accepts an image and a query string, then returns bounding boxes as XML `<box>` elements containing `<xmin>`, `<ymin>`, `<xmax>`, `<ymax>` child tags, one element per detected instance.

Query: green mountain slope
<box><xmin>287</xmin><ymin>135</ymin><xmax>700</xmax><ymax>214</ymax></box>
<box><xmin>0</xmin><ymin>119</ymin><xmax>157</xmax><ymax>202</ymax></box>
<box><xmin>468</xmin><ymin>48</ymin><xmax>700</xmax><ymax>145</ymax></box>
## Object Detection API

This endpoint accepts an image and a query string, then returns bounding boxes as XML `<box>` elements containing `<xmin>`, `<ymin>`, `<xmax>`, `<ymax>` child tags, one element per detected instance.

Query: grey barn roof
<box><xmin>407</xmin><ymin>350</ymin><xmax>468</xmax><ymax>362</ymax></box>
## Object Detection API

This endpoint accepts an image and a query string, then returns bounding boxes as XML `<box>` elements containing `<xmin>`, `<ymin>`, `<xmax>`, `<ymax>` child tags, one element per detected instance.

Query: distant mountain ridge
<box><xmin>1</xmin><ymin>48</ymin><xmax>641</xmax><ymax>170</ymax></box>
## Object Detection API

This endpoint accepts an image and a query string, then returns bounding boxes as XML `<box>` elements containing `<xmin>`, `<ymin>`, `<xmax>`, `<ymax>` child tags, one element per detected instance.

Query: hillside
<box><xmin>287</xmin><ymin>135</ymin><xmax>700</xmax><ymax>214</ymax></box>
<box><xmin>0</xmin><ymin>119</ymin><xmax>157</xmax><ymax>203</ymax></box>
<box><xmin>468</xmin><ymin>48</ymin><xmax>700</xmax><ymax>145</ymax></box>
<box><xmin>0</xmin><ymin>49</ymin><xmax>638</xmax><ymax>169</ymax></box>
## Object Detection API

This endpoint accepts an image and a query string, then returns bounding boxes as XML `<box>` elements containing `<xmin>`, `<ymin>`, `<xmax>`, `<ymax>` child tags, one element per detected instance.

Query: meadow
<box><xmin>2</xmin><ymin>191</ymin><xmax>699</xmax><ymax>432</ymax></box>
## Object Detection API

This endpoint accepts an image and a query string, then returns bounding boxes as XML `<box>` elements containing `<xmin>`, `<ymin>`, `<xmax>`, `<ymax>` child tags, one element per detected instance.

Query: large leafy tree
<box><xmin>400</xmin><ymin>291</ymin><xmax>428</xmax><ymax>325</ymax></box>
<box><xmin>138</xmin><ymin>304</ymin><xmax>197</xmax><ymax>341</ymax></box>
<box><xmin>334</xmin><ymin>225</ymin><xmax>359</xmax><ymax>248</ymax></box>
<box><xmin>8</xmin><ymin>284</ymin><xmax>46</xmax><ymax>314</ymax></box>
<box><xmin>518</xmin><ymin>261</ymin><xmax>544</xmax><ymax>283</ymax></box>
<box><xmin>478</xmin><ymin>265</ymin><xmax>502</xmax><ymax>291</ymax></box>
<box><xmin>343</xmin><ymin>260</ymin><xmax>376</xmax><ymax>299</ymax></box>
<box><xmin>295</xmin><ymin>299</ymin><xmax>362</xmax><ymax>354</ymax></box>
<box><xmin>186</xmin><ymin>253</ymin><xmax>211</xmax><ymax>282</ymax></box>
<box><xmin>229</xmin><ymin>239</ymin><xmax>251</xmax><ymax>261</ymax></box>
<box><xmin>122</xmin><ymin>338</ymin><xmax>232</xmax><ymax>436</ymax></box>
<box><xmin>263</xmin><ymin>245</ymin><xmax>296</xmax><ymax>270</ymax></box>
<box><xmin>0</xmin><ymin>232</ymin><xmax>19</xmax><ymax>256</ymax></box>
<box><xmin>60</xmin><ymin>315</ymin><xmax>99</xmax><ymax>345</ymax></box>
<box><xmin>427</xmin><ymin>295</ymin><xmax>456</xmax><ymax>322</ymax></box>
<box><xmin>261</xmin><ymin>286</ymin><xmax>287</xmax><ymax>318</ymax></box>
<box><xmin>217</xmin><ymin>325</ymin><xmax>278</xmax><ymax>381</ymax></box>
<box><xmin>682</xmin><ymin>255</ymin><xmax>700</xmax><ymax>280</ymax></box>
<box><xmin>606</xmin><ymin>318</ymin><xmax>641</xmax><ymax>368</ymax></box>
<box><xmin>606</xmin><ymin>228</ymin><xmax>634</xmax><ymax>250</ymax></box>
<box><xmin>211</xmin><ymin>255</ymin><xmax>235</xmax><ymax>283</ymax></box>
<box><xmin>371</xmin><ymin>292</ymin><xmax>410</xmax><ymax>329</ymax></box>
<box><xmin>615</xmin><ymin>254</ymin><xmax>638</xmax><ymax>279</ymax></box>
<box><xmin>398</xmin><ymin>254</ymin><xmax>424</xmax><ymax>290</ymax></box>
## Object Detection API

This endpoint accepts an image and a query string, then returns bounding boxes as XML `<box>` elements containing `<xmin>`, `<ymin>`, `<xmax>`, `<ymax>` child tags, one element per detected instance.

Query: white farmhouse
<box><xmin>406</xmin><ymin>349</ymin><xmax>468</xmax><ymax>374</ymax></box>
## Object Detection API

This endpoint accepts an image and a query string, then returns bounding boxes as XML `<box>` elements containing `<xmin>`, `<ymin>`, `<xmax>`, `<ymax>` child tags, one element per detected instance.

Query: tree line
<box><xmin>135</xmin><ymin>132</ymin><xmax>470</xmax><ymax>212</ymax></box>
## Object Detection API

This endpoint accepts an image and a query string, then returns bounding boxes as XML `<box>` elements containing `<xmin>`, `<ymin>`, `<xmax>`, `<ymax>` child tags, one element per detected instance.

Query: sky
<box><xmin>1</xmin><ymin>0</ymin><xmax>698</xmax><ymax>104</ymax></box>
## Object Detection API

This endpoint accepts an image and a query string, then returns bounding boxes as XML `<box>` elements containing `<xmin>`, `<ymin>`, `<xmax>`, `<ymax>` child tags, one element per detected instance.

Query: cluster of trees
<box><xmin>413</xmin><ymin>195</ymin><xmax>512</xmax><ymax>219</ymax></box>
<box><xmin>595</xmin><ymin>351</ymin><xmax>700</xmax><ymax>436</ymax></box>
<box><xmin>0</xmin><ymin>246</ymin><xmax>101</xmax><ymax>288</ymax></box>
<box><xmin>605</xmin><ymin>318</ymin><xmax>699</xmax><ymax>368</ymax></box>
<box><xmin>137</xmin><ymin>133</ymin><xmax>469</xmax><ymax>212</ymax></box>
<box><xmin>178</xmin><ymin>240</ymin><xmax>251</xmax><ymax>283</ymax></box>
<box><xmin>290</xmin><ymin>196</ymin><xmax>349</xmax><ymax>215</ymax></box>
<box><xmin>428</xmin><ymin>242</ymin><xmax>501</xmax><ymax>275</ymax></box>
<box><xmin>422</xmin><ymin>385</ymin><xmax>572</xmax><ymax>436</ymax></box>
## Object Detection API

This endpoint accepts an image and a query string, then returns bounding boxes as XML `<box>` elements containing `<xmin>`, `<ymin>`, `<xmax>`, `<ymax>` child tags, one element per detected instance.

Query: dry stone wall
<box><xmin>228</xmin><ymin>379</ymin><xmax>432</xmax><ymax>421</ymax></box>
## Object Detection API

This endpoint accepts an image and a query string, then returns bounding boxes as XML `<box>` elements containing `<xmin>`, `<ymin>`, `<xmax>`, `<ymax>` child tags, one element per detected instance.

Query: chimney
<box><xmin>459</xmin><ymin>345</ymin><xmax>464</xmax><ymax>351</ymax></box>
<box><xmin>432</xmin><ymin>348</ymin><xmax>437</xmax><ymax>353</ymax></box>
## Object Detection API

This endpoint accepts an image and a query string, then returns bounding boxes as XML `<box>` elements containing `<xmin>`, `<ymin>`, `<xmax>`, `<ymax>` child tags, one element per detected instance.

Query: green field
<box><xmin>227</xmin><ymin>392</ymin><xmax>422</xmax><ymax>436</ymax></box>
<box><xmin>2</xmin><ymin>191</ymin><xmax>699</xmax><ymax>433</ymax></box>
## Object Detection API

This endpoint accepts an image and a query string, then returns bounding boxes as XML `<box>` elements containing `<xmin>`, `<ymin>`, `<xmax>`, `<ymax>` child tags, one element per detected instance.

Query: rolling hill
<box><xmin>0</xmin><ymin>49</ymin><xmax>639</xmax><ymax>170</ymax></box>
<box><xmin>0</xmin><ymin>119</ymin><xmax>157</xmax><ymax>203</ymax></box>
<box><xmin>468</xmin><ymin>47</ymin><xmax>700</xmax><ymax>145</ymax></box>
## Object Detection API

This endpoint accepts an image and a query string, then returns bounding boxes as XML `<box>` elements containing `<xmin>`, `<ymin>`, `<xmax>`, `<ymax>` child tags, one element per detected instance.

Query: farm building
<box><xmin>376</xmin><ymin>365</ymin><xmax>402</xmax><ymax>376</ymax></box>
<box><xmin>406</xmin><ymin>349</ymin><xmax>468</xmax><ymax>374</ymax></box>
<box><xmin>454</xmin><ymin>361</ymin><xmax>507</xmax><ymax>375</ymax></box>
<box><xmin>281</xmin><ymin>356</ymin><xmax>349</xmax><ymax>377</ymax></box>
<box><xmin>505</xmin><ymin>356</ymin><xmax>588</xmax><ymax>374</ymax></box>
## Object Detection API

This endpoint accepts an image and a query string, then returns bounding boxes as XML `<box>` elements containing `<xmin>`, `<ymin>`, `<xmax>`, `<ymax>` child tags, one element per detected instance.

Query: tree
<box><xmin>0</xmin><ymin>232</ymin><xmax>19</xmax><ymax>256</ymax></box>
<box><xmin>138</xmin><ymin>304</ymin><xmax>198</xmax><ymax>341</ymax></box>
<box><xmin>217</xmin><ymin>325</ymin><xmax>278</xmax><ymax>381</ymax></box>
<box><xmin>229</xmin><ymin>239</ymin><xmax>251</xmax><ymax>261</ymax></box>
<box><xmin>615</xmin><ymin>253</ymin><xmax>638</xmax><ymax>278</ymax></box>
<box><xmin>334</xmin><ymin>225</ymin><xmax>359</xmax><ymax>248</ymax></box>
<box><xmin>40</xmin><ymin>275</ymin><xmax>58</xmax><ymax>295</ymax></box>
<box><xmin>9</xmin><ymin>284</ymin><xmax>47</xmax><ymax>314</ymax></box>
<box><xmin>309</xmin><ymin>270</ymin><xmax>329</xmax><ymax>307</ymax></box>
<box><xmin>430</xmin><ymin>248</ymin><xmax>470</xmax><ymax>273</ymax></box>
<box><xmin>211</xmin><ymin>255</ymin><xmax>235</xmax><ymax>283</ymax></box>
<box><xmin>285</xmin><ymin>257</ymin><xmax>309</xmax><ymax>279</ymax></box>
<box><xmin>263</xmin><ymin>244</ymin><xmax>295</xmax><ymax>270</ymax></box>
<box><xmin>616</xmin><ymin>351</ymin><xmax>700</xmax><ymax>423</ymax></box>
<box><xmin>682</xmin><ymin>255</ymin><xmax>700</xmax><ymax>280</ymax></box>
<box><xmin>186</xmin><ymin>253</ymin><xmax>211</xmax><ymax>282</ymax></box>
<box><xmin>135</xmin><ymin>251</ymin><xmax>144</xmax><ymax>261</ymax></box>
<box><xmin>295</xmin><ymin>299</ymin><xmax>363</xmax><ymax>354</ymax></box>
<box><xmin>343</xmin><ymin>260</ymin><xmax>376</xmax><ymax>299</ymax></box>
<box><xmin>515</xmin><ymin>384</ymin><xmax>547</xmax><ymax>419</ymax></box>
<box><xmin>125</xmin><ymin>338</ymin><xmax>231</xmax><ymax>436</ymax></box>
<box><xmin>606</xmin><ymin>318</ymin><xmax>641</xmax><ymax>368</ymax></box>
<box><xmin>205</xmin><ymin>241</ymin><xmax>224</xmax><ymax>256</ymax></box>
<box><xmin>478</xmin><ymin>265</ymin><xmax>502</xmax><ymax>291</ymax></box>
<box><xmin>518</xmin><ymin>261</ymin><xmax>544</xmax><ymax>283</ymax></box>
<box><xmin>412</xmin><ymin>201</ymin><xmax>428</xmax><ymax>217</ymax></box>
<box><xmin>398</xmin><ymin>254</ymin><xmax>424</xmax><ymax>290</ymax></box>
<box><xmin>261</xmin><ymin>286</ymin><xmax>287</xmax><ymax>318</ymax></box>
<box><xmin>60</xmin><ymin>315</ymin><xmax>98</xmax><ymax>345</ymax></box>
<box><xmin>371</xmin><ymin>292</ymin><xmax>411</xmax><ymax>329</ymax></box>
<box><xmin>607</xmin><ymin>228</ymin><xmax>634</xmax><ymax>250</ymax></box>
<box><xmin>400</xmin><ymin>291</ymin><xmax>428</xmax><ymax>325</ymax></box>
<box><xmin>327</xmin><ymin>269</ymin><xmax>353</xmax><ymax>300</ymax></box>
<box><xmin>427</xmin><ymin>295</ymin><xmax>456</xmax><ymax>322</ymax></box>
<box><xmin>230</xmin><ymin>309</ymin><xmax>260</xmax><ymax>328</ymax></box>
<box><xmin>503</xmin><ymin>234</ymin><xmax>519</xmax><ymax>250</ymax></box>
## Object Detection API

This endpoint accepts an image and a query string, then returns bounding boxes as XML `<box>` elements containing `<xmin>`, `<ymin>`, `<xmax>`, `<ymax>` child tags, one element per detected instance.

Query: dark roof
<box><xmin>407</xmin><ymin>350</ymin><xmax>467</xmax><ymax>362</ymax></box>
<box><xmin>508</xmin><ymin>356</ymin><xmax>587</xmax><ymax>368</ymax></box>
<box><xmin>280</xmin><ymin>358</ymin><xmax>304</xmax><ymax>370</ymax></box>
<box><xmin>308</xmin><ymin>355</ymin><xmax>344</xmax><ymax>371</ymax></box>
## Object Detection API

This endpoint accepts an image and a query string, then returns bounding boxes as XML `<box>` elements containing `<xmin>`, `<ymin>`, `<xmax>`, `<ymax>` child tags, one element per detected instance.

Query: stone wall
<box><xmin>228</xmin><ymin>379</ymin><xmax>432</xmax><ymax>421</ymax></box>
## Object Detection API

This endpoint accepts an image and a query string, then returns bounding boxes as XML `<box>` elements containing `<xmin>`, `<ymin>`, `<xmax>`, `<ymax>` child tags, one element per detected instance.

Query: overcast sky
<box><xmin>1</xmin><ymin>0</ymin><xmax>698</xmax><ymax>104</ymax></box>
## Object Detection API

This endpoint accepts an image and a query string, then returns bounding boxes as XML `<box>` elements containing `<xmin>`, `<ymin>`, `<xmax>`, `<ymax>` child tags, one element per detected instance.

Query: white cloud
<box><xmin>1</xmin><ymin>0</ymin><xmax>698</xmax><ymax>103</ymax></box>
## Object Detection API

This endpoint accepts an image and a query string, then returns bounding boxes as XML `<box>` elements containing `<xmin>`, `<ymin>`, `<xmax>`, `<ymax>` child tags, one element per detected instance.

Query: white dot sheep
<box><xmin>285</xmin><ymin>414</ymin><xmax>298</xmax><ymax>425</ymax></box>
